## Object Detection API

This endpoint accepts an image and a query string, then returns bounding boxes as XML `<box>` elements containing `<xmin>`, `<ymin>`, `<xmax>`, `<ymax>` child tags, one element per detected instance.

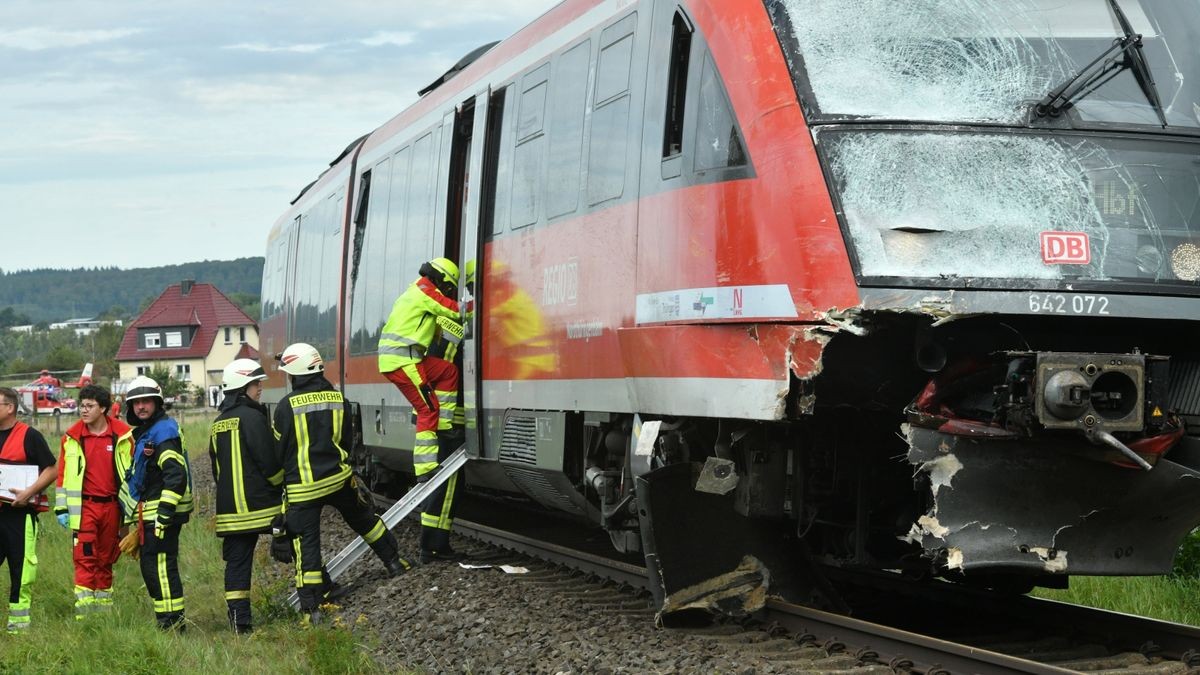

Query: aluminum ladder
<box><xmin>287</xmin><ymin>446</ymin><xmax>469</xmax><ymax>609</ymax></box>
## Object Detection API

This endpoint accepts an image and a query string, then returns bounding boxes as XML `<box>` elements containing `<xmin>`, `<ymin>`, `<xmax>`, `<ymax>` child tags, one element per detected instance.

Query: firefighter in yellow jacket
<box><xmin>378</xmin><ymin>257</ymin><xmax>466</xmax><ymax>562</ymax></box>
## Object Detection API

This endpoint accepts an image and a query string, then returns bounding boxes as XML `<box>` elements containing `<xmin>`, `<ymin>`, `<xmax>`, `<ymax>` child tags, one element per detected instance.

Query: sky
<box><xmin>0</xmin><ymin>0</ymin><xmax>552</xmax><ymax>272</ymax></box>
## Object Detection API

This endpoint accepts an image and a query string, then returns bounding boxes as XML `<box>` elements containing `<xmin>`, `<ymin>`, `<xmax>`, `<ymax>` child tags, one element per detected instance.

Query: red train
<box><xmin>262</xmin><ymin>0</ymin><xmax>1200</xmax><ymax>609</ymax></box>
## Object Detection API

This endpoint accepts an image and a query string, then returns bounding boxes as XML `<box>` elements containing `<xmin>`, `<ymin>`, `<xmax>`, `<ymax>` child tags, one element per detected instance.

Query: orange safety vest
<box><xmin>1</xmin><ymin>422</ymin><xmax>50</xmax><ymax>512</ymax></box>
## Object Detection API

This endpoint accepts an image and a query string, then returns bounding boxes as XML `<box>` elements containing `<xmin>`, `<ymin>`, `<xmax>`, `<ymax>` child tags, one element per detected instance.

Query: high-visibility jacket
<box><xmin>272</xmin><ymin>374</ymin><xmax>353</xmax><ymax>504</ymax></box>
<box><xmin>128</xmin><ymin>413</ymin><xmax>193</xmax><ymax>526</ymax></box>
<box><xmin>55</xmin><ymin>417</ymin><xmax>134</xmax><ymax>529</ymax></box>
<box><xmin>0</xmin><ymin>422</ymin><xmax>50</xmax><ymax>512</ymax></box>
<box><xmin>378</xmin><ymin>277</ymin><xmax>461</xmax><ymax>373</ymax></box>
<box><xmin>209</xmin><ymin>393</ymin><xmax>284</xmax><ymax>534</ymax></box>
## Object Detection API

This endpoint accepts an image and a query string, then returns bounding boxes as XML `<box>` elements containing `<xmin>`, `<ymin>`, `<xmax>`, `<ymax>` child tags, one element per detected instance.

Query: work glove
<box><xmin>155</xmin><ymin>515</ymin><xmax>170</xmax><ymax>539</ymax></box>
<box><xmin>270</xmin><ymin>514</ymin><xmax>294</xmax><ymax>564</ymax></box>
<box><xmin>119</xmin><ymin>529</ymin><xmax>140</xmax><ymax>560</ymax></box>
<box><xmin>56</xmin><ymin>512</ymin><xmax>70</xmax><ymax>529</ymax></box>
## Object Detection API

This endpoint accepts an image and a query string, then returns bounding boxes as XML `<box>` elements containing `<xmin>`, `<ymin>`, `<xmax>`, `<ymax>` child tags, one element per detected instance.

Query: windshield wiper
<box><xmin>1035</xmin><ymin>0</ymin><xmax>1168</xmax><ymax>127</ymax></box>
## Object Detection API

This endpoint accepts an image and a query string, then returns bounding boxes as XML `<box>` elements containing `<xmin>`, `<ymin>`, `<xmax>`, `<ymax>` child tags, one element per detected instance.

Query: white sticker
<box><xmin>635</xmin><ymin>420</ymin><xmax>662</xmax><ymax>457</ymax></box>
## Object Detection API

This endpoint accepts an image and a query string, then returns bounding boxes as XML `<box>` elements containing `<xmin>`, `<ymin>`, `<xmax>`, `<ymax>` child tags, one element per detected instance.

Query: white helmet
<box><xmin>279</xmin><ymin>342</ymin><xmax>324</xmax><ymax>376</ymax></box>
<box><xmin>222</xmin><ymin>358</ymin><xmax>267</xmax><ymax>392</ymax></box>
<box><xmin>125</xmin><ymin>376</ymin><xmax>163</xmax><ymax>402</ymax></box>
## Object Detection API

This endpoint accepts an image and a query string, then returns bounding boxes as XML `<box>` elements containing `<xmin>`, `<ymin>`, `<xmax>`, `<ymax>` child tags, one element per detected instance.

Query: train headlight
<box><xmin>1170</xmin><ymin>242</ymin><xmax>1200</xmax><ymax>281</ymax></box>
<box><xmin>1042</xmin><ymin>370</ymin><xmax>1090</xmax><ymax>421</ymax></box>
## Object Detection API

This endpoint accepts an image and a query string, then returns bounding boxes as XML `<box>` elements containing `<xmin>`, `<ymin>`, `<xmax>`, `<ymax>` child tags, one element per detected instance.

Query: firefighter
<box><xmin>0</xmin><ymin>387</ymin><xmax>57</xmax><ymax>633</ymax></box>
<box><xmin>209</xmin><ymin>358</ymin><xmax>282</xmax><ymax>634</ymax></box>
<box><xmin>123</xmin><ymin>375</ymin><xmax>193</xmax><ymax>631</ymax></box>
<box><xmin>55</xmin><ymin>383</ymin><xmax>133</xmax><ymax>620</ymax></box>
<box><xmin>378</xmin><ymin>257</ymin><xmax>467</xmax><ymax>562</ymax></box>
<box><xmin>274</xmin><ymin>342</ymin><xmax>411</xmax><ymax>625</ymax></box>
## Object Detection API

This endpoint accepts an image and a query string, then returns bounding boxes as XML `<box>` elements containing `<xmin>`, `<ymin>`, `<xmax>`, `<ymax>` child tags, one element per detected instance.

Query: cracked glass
<box><xmin>776</xmin><ymin>0</ymin><xmax>1200</xmax><ymax>130</ymax></box>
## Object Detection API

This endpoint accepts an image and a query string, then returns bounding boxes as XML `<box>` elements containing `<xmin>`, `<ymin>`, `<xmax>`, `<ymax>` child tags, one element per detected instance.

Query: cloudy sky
<box><xmin>0</xmin><ymin>0</ymin><xmax>551</xmax><ymax>272</ymax></box>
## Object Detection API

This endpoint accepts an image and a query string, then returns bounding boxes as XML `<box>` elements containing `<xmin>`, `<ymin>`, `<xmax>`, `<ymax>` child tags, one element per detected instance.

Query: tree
<box><xmin>147</xmin><ymin>365</ymin><xmax>189</xmax><ymax>400</ymax></box>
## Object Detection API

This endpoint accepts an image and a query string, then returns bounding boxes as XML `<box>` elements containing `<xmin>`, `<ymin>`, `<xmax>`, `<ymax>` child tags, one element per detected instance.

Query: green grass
<box><xmin>1033</xmin><ymin>576</ymin><xmax>1200</xmax><ymax>626</ymax></box>
<box><xmin>3</xmin><ymin>414</ymin><xmax>385</xmax><ymax>675</ymax></box>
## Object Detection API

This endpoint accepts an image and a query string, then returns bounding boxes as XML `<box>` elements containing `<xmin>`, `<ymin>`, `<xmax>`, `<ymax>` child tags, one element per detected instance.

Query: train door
<box><xmin>443</xmin><ymin>95</ymin><xmax>485</xmax><ymax>457</ymax></box>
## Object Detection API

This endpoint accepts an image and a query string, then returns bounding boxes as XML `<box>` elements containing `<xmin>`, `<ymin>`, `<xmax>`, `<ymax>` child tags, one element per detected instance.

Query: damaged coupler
<box><xmin>906</xmin><ymin>425</ymin><xmax>1200</xmax><ymax>576</ymax></box>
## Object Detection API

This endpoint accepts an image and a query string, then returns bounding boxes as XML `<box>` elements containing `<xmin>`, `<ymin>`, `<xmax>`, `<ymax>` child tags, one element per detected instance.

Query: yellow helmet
<box><xmin>425</xmin><ymin>257</ymin><xmax>459</xmax><ymax>286</ymax></box>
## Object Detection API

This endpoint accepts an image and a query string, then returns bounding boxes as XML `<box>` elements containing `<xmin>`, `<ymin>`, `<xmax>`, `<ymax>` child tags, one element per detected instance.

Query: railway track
<box><xmin>368</xmin><ymin>491</ymin><xmax>1200</xmax><ymax>673</ymax></box>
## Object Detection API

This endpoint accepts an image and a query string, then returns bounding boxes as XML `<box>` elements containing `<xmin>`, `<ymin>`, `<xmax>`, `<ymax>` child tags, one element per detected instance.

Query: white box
<box><xmin>0</xmin><ymin>464</ymin><xmax>39</xmax><ymax>502</ymax></box>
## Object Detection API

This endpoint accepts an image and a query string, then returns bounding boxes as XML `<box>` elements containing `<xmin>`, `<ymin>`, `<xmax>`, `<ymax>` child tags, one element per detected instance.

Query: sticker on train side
<box><xmin>1027</xmin><ymin>293</ymin><xmax>1110</xmax><ymax>315</ymax></box>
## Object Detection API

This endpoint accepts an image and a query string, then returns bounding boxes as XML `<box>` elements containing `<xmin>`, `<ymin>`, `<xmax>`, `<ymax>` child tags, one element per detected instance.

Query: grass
<box><xmin>1033</xmin><ymin>576</ymin><xmax>1200</xmax><ymax>626</ymax></box>
<box><xmin>3</xmin><ymin>414</ymin><xmax>385</xmax><ymax>675</ymax></box>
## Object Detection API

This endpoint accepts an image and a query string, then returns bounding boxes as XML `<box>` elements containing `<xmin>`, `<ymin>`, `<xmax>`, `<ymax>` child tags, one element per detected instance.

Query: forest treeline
<box><xmin>0</xmin><ymin>258</ymin><xmax>263</xmax><ymax>384</ymax></box>
<box><xmin>0</xmin><ymin>258</ymin><xmax>263</xmax><ymax>324</ymax></box>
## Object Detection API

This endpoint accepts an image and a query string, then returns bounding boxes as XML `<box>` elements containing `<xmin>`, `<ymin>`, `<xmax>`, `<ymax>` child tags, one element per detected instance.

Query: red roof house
<box><xmin>116</xmin><ymin>280</ymin><xmax>260</xmax><ymax>403</ymax></box>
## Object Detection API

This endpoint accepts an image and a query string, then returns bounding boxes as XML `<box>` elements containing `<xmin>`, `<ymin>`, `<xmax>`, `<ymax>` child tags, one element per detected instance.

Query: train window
<box><xmin>513</xmin><ymin>65</ymin><xmax>550</xmax><ymax>229</ymax></box>
<box><xmin>406</xmin><ymin>131</ymin><xmax>438</xmax><ymax>286</ymax></box>
<box><xmin>588</xmin><ymin>13</ymin><xmax>637</xmax><ymax>206</ymax></box>
<box><xmin>595</xmin><ymin>14</ymin><xmax>636</xmax><ymax>104</ymax></box>
<box><xmin>693</xmin><ymin>51</ymin><xmax>746</xmax><ymax>172</ymax></box>
<box><xmin>662</xmin><ymin>11</ymin><xmax>692</xmax><ymax>159</ymax></box>
<box><xmin>546</xmin><ymin>41</ymin><xmax>590</xmax><ymax>220</ymax></box>
<box><xmin>380</xmin><ymin>145</ymin><xmax>412</xmax><ymax>335</ymax></box>
<box><xmin>351</xmin><ymin>158</ymin><xmax>393</xmax><ymax>355</ymax></box>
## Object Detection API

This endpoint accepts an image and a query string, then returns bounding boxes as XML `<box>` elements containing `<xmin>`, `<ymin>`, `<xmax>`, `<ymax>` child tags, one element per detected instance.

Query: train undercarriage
<box><xmin>358</xmin><ymin>309</ymin><xmax>1200</xmax><ymax>616</ymax></box>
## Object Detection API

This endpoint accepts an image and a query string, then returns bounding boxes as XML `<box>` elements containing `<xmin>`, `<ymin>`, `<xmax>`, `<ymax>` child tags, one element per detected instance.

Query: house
<box><xmin>49</xmin><ymin>317</ymin><xmax>124</xmax><ymax>336</ymax></box>
<box><xmin>116</xmin><ymin>280</ymin><xmax>259</xmax><ymax>404</ymax></box>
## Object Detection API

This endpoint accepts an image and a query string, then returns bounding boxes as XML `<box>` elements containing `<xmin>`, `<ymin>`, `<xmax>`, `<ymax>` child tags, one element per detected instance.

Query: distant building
<box><xmin>49</xmin><ymin>317</ymin><xmax>123</xmax><ymax>336</ymax></box>
<box><xmin>7</xmin><ymin>325</ymin><xmax>33</xmax><ymax>334</ymax></box>
<box><xmin>115</xmin><ymin>280</ymin><xmax>259</xmax><ymax>405</ymax></box>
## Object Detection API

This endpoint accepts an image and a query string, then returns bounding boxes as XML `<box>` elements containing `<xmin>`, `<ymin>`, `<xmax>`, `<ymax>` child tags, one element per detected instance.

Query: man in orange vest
<box><xmin>0</xmin><ymin>387</ymin><xmax>58</xmax><ymax>633</ymax></box>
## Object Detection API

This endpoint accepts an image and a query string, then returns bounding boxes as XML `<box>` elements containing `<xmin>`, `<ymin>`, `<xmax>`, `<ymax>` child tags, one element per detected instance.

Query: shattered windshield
<box><xmin>774</xmin><ymin>0</ymin><xmax>1200</xmax><ymax>129</ymax></box>
<box><xmin>823</xmin><ymin>130</ymin><xmax>1200</xmax><ymax>286</ymax></box>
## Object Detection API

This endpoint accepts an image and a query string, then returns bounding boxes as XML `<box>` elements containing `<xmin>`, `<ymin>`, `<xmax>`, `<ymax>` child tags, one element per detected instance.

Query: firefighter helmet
<box><xmin>279</xmin><ymin>342</ymin><xmax>324</xmax><ymax>376</ymax></box>
<box><xmin>420</xmin><ymin>257</ymin><xmax>459</xmax><ymax>289</ymax></box>
<box><xmin>125</xmin><ymin>376</ymin><xmax>163</xmax><ymax>402</ymax></box>
<box><xmin>222</xmin><ymin>358</ymin><xmax>267</xmax><ymax>392</ymax></box>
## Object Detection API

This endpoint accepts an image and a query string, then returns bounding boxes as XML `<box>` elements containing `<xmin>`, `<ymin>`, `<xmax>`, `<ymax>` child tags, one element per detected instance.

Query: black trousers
<box><xmin>139</xmin><ymin>520</ymin><xmax>184</xmax><ymax>627</ymax></box>
<box><xmin>286</xmin><ymin>480</ymin><xmax>399</xmax><ymax>611</ymax></box>
<box><xmin>222</xmin><ymin>533</ymin><xmax>258</xmax><ymax>626</ymax></box>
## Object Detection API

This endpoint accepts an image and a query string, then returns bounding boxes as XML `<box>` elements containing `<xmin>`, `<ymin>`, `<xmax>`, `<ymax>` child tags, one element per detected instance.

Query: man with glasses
<box><xmin>0</xmin><ymin>387</ymin><xmax>58</xmax><ymax>633</ymax></box>
<box><xmin>54</xmin><ymin>384</ymin><xmax>133</xmax><ymax>619</ymax></box>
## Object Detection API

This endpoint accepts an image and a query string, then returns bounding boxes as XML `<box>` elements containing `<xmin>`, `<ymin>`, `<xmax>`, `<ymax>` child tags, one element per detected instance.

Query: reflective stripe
<box><xmin>362</xmin><ymin>520</ymin><xmax>386</xmax><ymax>545</ymax></box>
<box><xmin>286</xmin><ymin>468</ymin><xmax>351</xmax><ymax>503</ymax></box>
<box><xmin>413</xmin><ymin>452</ymin><xmax>439</xmax><ymax>465</ymax></box>
<box><xmin>380</xmin><ymin>333</ymin><xmax>421</xmax><ymax>346</ymax></box>
<box><xmin>225</xmin><ymin>590</ymin><xmax>251</xmax><ymax>600</ymax></box>
<box><xmin>414</xmin><ymin>437</ymin><xmax>438</xmax><ymax>447</ymax></box>
<box><xmin>160</xmin><ymin>489</ymin><xmax>183</xmax><ymax>506</ymax></box>
<box><xmin>292</xmin><ymin>401</ymin><xmax>342</xmax><ymax>415</ymax></box>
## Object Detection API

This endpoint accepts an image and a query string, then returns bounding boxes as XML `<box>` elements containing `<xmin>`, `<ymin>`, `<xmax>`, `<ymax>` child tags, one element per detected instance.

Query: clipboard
<box><xmin>0</xmin><ymin>464</ymin><xmax>39</xmax><ymax>502</ymax></box>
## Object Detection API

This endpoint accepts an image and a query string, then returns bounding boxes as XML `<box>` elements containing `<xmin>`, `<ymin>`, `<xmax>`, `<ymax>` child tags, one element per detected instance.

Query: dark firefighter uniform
<box><xmin>126</xmin><ymin>406</ymin><xmax>194</xmax><ymax>630</ymax></box>
<box><xmin>0</xmin><ymin>421</ymin><xmax>55</xmax><ymax>633</ymax></box>
<box><xmin>209</xmin><ymin>389</ymin><xmax>283</xmax><ymax>633</ymax></box>
<box><xmin>272</xmin><ymin>370</ymin><xmax>409</xmax><ymax>619</ymax></box>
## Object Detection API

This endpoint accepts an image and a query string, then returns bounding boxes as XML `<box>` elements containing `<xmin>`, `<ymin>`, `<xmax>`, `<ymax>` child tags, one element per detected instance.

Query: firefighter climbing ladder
<box><xmin>287</xmin><ymin>446</ymin><xmax>469</xmax><ymax>609</ymax></box>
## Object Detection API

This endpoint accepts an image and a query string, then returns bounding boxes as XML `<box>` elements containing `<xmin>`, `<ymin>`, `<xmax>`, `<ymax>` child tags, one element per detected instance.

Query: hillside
<box><xmin>0</xmin><ymin>258</ymin><xmax>263</xmax><ymax>323</ymax></box>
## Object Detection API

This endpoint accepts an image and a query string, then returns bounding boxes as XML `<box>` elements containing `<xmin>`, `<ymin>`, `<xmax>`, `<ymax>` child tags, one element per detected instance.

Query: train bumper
<box><xmin>905</xmin><ymin>427</ymin><xmax>1200</xmax><ymax>575</ymax></box>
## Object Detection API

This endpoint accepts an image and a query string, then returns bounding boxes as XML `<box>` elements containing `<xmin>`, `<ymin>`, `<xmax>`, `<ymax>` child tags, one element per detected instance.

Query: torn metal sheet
<box><xmin>695</xmin><ymin>456</ymin><xmax>739</xmax><ymax>495</ymax></box>
<box><xmin>657</xmin><ymin>555</ymin><xmax>770</xmax><ymax>623</ymax></box>
<box><xmin>906</xmin><ymin>426</ymin><xmax>1200</xmax><ymax>575</ymax></box>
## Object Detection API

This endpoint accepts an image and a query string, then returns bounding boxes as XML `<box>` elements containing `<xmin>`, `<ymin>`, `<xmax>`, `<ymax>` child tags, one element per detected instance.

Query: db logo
<box><xmin>1040</xmin><ymin>231</ymin><xmax>1091</xmax><ymax>265</ymax></box>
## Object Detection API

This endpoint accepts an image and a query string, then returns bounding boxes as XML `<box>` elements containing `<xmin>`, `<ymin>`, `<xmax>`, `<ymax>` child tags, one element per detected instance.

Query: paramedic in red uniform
<box><xmin>55</xmin><ymin>384</ymin><xmax>133</xmax><ymax>619</ymax></box>
<box><xmin>0</xmin><ymin>386</ymin><xmax>58</xmax><ymax>633</ymax></box>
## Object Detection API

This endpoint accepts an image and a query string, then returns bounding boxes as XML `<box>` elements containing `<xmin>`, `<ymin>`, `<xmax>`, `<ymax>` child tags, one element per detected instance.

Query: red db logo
<box><xmin>1040</xmin><ymin>231</ymin><xmax>1091</xmax><ymax>265</ymax></box>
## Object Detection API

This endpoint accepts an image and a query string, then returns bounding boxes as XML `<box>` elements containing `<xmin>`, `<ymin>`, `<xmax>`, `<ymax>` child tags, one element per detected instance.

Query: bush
<box><xmin>1171</xmin><ymin>527</ymin><xmax>1200</xmax><ymax>579</ymax></box>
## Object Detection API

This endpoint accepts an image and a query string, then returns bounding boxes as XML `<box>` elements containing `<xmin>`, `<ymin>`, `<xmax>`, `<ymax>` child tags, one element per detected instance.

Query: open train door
<box><xmin>450</xmin><ymin>87</ymin><xmax>496</xmax><ymax>459</ymax></box>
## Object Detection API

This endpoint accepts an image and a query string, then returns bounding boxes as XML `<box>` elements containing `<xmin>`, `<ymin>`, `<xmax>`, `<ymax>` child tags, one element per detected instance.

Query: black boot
<box><xmin>420</xmin><ymin>546</ymin><xmax>467</xmax><ymax>564</ymax></box>
<box><xmin>156</xmin><ymin>611</ymin><xmax>185</xmax><ymax>632</ymax></box>
<box><xmin>227</xmin><ymin>604</ymin><xmax>252</xmax><ymax>635</ymax></box>
<box><xmin>384</xmin><ymin>556</ymin><xmax>412</xmax><ymax>577</ymax></box>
